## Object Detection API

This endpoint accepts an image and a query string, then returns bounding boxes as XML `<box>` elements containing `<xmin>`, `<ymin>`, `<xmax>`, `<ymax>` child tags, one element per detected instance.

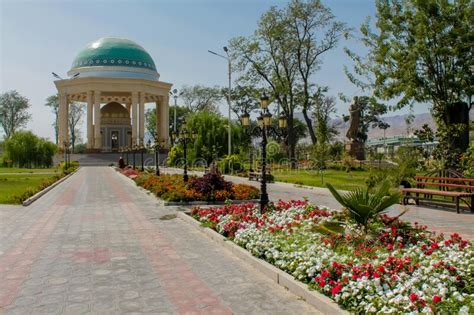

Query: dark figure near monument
<box><xmin>345</xmin><ymin>96</ymin><xmax>365</xmax><ymax>160</ymax></box>
<box><xmin>346</xmin><ymin>96</ymin><xmax>361</xmax><ymax>141</ymax></box>
<box><xmin>118</xmin><ymin>156</ymin><xmax>125</xmax><ymax>169</ymax></box>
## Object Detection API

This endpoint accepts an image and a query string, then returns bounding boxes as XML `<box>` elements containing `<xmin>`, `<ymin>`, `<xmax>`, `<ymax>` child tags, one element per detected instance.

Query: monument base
<box><xmin>345</xmin><ymin>142</ymin><xmax>365</xmax><ymax>160</ymax></box>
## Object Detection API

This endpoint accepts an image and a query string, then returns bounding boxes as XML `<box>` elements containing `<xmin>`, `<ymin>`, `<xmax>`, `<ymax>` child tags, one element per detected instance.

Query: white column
<box><xmin>86</xmin><ymin>91</ymin><xmax>93</xmax><ymax>149</ymax></box>
<box><xmin>131</xmin><ymin>92</ymin><xmax>138</xmax><ymax>145</ymax></box>
<box><xmin>139</xmin><ymin>92</ymin><xmax>145</xmax><ymax>145</ymax></box>
<box><xmin>155</xmin><ymin>100</ymin><xmax>160</xmax><ymax>140</ymax></box>
<box><xmin>58</xmin><ymin>92</ymin><xmax>67</xmax><ymax>150</ymax></box>
<box><xmin>158</xmin><ymin>95</ymin><xmax>170</xmax><ymax>148</ymax></box>
<box><xmin>94</xmin><ymin>91</ymin><xmax>101</xmax><ymax>150</ymax></box>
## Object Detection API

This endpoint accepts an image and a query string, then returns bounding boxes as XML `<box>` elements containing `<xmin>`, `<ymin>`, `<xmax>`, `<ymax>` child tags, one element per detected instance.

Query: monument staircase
<box><xmin>54</xmin><ymin>153</ymin><xmax>168</xmax><ymax>167</ymax></box>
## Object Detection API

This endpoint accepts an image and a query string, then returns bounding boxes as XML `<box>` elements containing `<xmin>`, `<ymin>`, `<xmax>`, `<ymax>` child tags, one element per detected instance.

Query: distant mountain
<box><xmin>293</xmin><ymin>112</ymin><xmax>439</xmax><ymax>143</ymax></box>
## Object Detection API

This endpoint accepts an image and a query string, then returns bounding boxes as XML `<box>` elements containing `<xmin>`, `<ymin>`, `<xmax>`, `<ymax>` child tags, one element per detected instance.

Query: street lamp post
<box><xmin>140</xmin><ymin>142</ymin><xmax>145</xmax><ymax>172</ymax></box>
<box><xmin>132</xmin><ymin>145</ymin><xmax>136</xmax><ymax>169</ymax></box>
<box><xmin>241</xmin><ymin>93</ymin><xmax>287</xmax><ymax>214</ymax></box>
<box><xmin>62</xmin><ymin>140</ymin><xmax>71</xmax><ymax>169</ymax></box>
<box><xmin>152</xmin><ymin>134</ymin><xmax>164</xmax><ymax>176</ymax></box>
<box><xmin>169</xmin><ymin>89</ymin><xmax>183</xmax><ymax>138</ymax></box>
<box><xmin>171</xmin><ymin>123</ymin><xmax>197</xmax><ymax>182</ymax></box>
<box><xmin>125</xmin><ymin>147</ymin><xmax>129</xmax><ymax>166</ymax></box>
<box><xmin>208</xmin><ymin>47</ymin><xmax>232</xmax><ymax>156</ymax></box>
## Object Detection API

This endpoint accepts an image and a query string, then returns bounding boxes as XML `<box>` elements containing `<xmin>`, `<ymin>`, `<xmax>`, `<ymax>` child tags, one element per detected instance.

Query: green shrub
<box><xmin>3</xmin><ymin>131</ymin><xmax>57</xmax><ymax>168</ymax></box>
<box><xmin>327</xmin><ymin>181</ymin><xmax>401</xmax><ymax>235</ymax></box>
<box><xmin>461</xmin><ymin>141</ymin><xmax>474</xmax><ymax>177</ymax></box>
<box><xmin>217</xmin><ymin>154</ymin><xmax>244</xmax><ymax>174</ymax></box>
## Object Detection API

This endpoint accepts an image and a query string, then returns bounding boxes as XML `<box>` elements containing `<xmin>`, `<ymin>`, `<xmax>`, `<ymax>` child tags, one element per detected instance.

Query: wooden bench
<box><xmin>249</xmin><ymin>168</ymin><xmax>273</xmax><ymax>182</ymax></box>
<box><xmin>401</xmin><ymin>176</ymin><xmax>474</xmax><ymax>213</ymax></box>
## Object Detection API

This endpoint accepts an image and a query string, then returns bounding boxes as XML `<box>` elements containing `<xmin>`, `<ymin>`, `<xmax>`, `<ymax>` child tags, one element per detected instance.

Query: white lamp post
<box><xmin>208</xmin><ymin>47</ymin><xmax>232</xmax><ymax>156</ymax></box>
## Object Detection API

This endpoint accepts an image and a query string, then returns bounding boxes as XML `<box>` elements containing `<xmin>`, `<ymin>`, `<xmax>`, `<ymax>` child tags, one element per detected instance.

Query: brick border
<box><xmin>177</xmin><ymin>211</ymin><xmax>348</xmax><ymax>315</ymax></box>
<box><xmin>22</xmin><ymin>168</ymin><xmax>79</xmax><ymax>206</ymax></box>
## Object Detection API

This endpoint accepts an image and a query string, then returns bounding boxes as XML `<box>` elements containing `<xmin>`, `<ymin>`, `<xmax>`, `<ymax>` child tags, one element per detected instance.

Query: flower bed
<box><xmin>133</xmin><ymin>173</ymin><xmax>259</xmax><ymax>202</ymax></box>
<box><xmin>191</xmin><ymin>200</ymin><xmax>473</xmax><ymax>314</ymax></box>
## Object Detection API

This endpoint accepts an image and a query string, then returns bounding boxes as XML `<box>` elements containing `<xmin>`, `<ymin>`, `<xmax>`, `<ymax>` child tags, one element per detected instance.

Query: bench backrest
<box><xmin>415</xmin><ymin>176</ymin><xmax>474</xmax><ymax>192</ymax></box>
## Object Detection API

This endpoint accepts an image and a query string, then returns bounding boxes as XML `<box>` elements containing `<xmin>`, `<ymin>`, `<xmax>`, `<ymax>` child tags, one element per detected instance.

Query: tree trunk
<box><xmin>446</xmin><ymin>101</ymin><xmax>470</xmax><ymax>153</ymax></box>
<box><xmin>286</xmin><ymin>112</ymin><xmax>297</xmax><ymax>169</ymax></box>
<box><xmin>302</xmin><ymin>107</ymin><xmax>317</xmax><ymax>144</ymax></box>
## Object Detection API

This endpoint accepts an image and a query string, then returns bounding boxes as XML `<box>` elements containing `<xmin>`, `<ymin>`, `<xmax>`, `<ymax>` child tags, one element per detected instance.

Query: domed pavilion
<box><xmin>53</xmin><ymin>37</ymin><xmax>172</xmax><ymax>152</ymax></box>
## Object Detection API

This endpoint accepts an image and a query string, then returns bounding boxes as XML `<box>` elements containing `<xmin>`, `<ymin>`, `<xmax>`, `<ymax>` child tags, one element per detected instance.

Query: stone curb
<box><xmin>22</xmin><ymin>168</ymin><xmax>79</xmax><ymax>206</ymax></box>
<box><xmin>176</xmin><ymin>211</ymin><xmax>348</xmax><ymax>315</ymax></box>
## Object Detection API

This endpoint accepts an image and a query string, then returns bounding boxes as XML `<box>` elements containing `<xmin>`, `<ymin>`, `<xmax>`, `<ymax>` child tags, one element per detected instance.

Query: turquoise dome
<box><xmin>68</xmin><ymin>37</ymin><xmax>159</xmax><ymax>80</ymax></box>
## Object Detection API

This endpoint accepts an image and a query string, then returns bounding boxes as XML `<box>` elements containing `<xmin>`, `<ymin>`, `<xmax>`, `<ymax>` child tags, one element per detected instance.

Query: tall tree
<box><xmin>0</xmin><ymin>90</ymin><xmax>31</xmax><ymax>139</ymax></box>
<box><xmin>313</xmin><ymin>91</ymin><xmax>338</xmax><ymax>145</ymax></box>
<box><xmin>346</xmin><ymin>0</ymin><xmax>473</xmax><ymax>168</ymax></box>
<box><xmin>68</xmin><ymin>102</ymin><xmax>84</xmax><ymax>153</ymax></box>
<box><xmin>227</xmin><ymin>85</ymin><xmax>260</xmax><ymax>120</ymax></box>
<box><xmin>45</xmin><ymin>94</ymin><xmax>59</xmax><ymax>144</ymax></box>
<box><xmin>231</xmin><ymin>5</ymin><xmax>299</xmax><ymax>166</ymax></box>
<box><xmin>145</xmin><ymin>105</ymin><xmax>190</xmax><ymax>144</ymax></box>
<box><xmin>342</xmin><ymin>96</ymin><xmax>388</xmax><ymax>144</ymax></box>
<box><xmin>288</xmin><ymin>0</ymin><xmax>348</xmax><ymax>144</ymax></box>
<box><xmin>181</xmin><ymin>85</ymin><xmax>222</xmax><ymax>113</ymax></box>
<box><xmin>231</xmin><ymin>0</ymin><xmax>347</xmax><ymax>165</ymax></box>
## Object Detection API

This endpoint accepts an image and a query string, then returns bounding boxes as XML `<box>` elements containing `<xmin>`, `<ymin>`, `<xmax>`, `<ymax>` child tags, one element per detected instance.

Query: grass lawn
<box><xmin>0</xmin><ymin>173</ymin><xmax>59</xmax><ymax>204</ymax></box>
<box><xmin>0</xmin><ymin>167</ymin><xmax>59</xmax><ymax>174</ymax></box>
<box><xmin>273</xmin><ymin>169</ymin><xmax>369</xmax><ymax>190</ymax></box>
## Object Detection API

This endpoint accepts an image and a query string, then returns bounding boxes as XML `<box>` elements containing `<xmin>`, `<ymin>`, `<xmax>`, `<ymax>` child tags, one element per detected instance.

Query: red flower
<box><xmin>430</xmin><ymin>243</ymin><xmax>439</xmax><ymax>250</ymax></box>
<box><xmin>432</xmin><ymin>295</ymin><xmax>442</xmax><ymax>303</ymax></box>
<box><xmin>321</xmin><ymin>269</ymin><xmax>330</xmax><ymax>278</ymax></box>
<box><xmin>318</xmin><ymin>280</ymin><xmax>326</xmax><ymax>287</ymax></box>
<box><xmin>331</xmin><ymin>285</ymin><xmax>342</xmax><ymax>295</ymax></box>
<box><xmin>409</xmin><ymin>293</ymin><xmax>418</xmax><ymax>302</ymax></box>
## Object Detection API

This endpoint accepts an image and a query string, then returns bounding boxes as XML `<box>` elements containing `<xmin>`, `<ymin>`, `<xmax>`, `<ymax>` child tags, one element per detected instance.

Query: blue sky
<box><xmin>0</xmin><ymin>0</ymin><xmax>428</xmax><ymax>141</ymax></box>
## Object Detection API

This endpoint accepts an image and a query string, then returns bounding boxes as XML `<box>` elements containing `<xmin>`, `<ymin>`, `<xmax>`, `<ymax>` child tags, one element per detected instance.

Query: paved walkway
<box><xmin>0</xmin><ymin>167</ymin><xmax>316</xmax><ymax>314</ymax></box>
<box><xmin>165</xmin><ymin>168</ymin><xmax>474</xmax><ymax>240</ymax></box>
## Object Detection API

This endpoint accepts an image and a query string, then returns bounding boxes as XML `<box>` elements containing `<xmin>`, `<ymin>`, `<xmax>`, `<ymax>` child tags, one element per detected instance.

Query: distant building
<box><xmin>366</xmin><ymin>135</ymin><xmax>438</xmax><ymax>155</ymax></box>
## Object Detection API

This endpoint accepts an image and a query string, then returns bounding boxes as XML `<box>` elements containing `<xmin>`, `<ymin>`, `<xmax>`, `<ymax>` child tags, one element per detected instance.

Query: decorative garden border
<box><xmin>177</xmin><ymin>209</ymin><xmax>348</xmax><ymax>314</ymax></box>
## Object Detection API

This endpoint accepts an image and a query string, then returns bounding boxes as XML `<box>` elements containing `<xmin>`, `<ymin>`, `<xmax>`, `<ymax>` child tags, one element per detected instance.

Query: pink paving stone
<box><xmin>0</xmin><ymin>175</ymin><xmax>84</xmax><ymax>308</ymax></box>
<box><xmin>105</xmin><ymin>172</ymin><xmax>233</xmax><ymax>314</ymax></box>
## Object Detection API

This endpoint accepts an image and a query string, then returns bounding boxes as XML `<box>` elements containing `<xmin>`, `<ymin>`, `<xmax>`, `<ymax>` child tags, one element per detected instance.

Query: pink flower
<box><xmin>432</xmin><ymin>295</ymin><xmax>442</xmax><ymax>303</ymax></box>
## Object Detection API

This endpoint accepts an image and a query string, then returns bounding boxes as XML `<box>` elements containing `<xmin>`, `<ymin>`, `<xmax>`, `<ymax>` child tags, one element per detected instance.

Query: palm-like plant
<box><xmin>326</xmin><ymin>181</ymin><xmax>401</xmax><ymax>234</ymax></box>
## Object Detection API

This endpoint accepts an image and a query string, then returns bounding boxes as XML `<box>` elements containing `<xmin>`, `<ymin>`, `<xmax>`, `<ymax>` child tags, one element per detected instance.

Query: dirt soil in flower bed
<box><xmin>191</xmin><ymin>200</ymin><xmax>473</xmax><ymax>314</ymax></box>
<box><xmin>124</xmin><ymin>170</ymin><xmax>260</xmax><ymax>202</ymax></box>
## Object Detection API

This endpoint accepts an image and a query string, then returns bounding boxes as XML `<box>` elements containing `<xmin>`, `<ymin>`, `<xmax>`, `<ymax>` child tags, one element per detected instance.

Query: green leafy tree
<box><xmin>181</xmin><ymin>85</ymin><xmax>222</xmax><ymax>113</ymax></box>
<box><xmin>0</xmin><ymin>90</ymin><xmax>31</xmax><ymax>139</ymax></box>
<box><xmin>346</xmin><ymin>0</ymin><xmax>473</xmax><ymax>168</ymax></box>
<box><xmin>313</xmin><ymin>90</ymin><xmax>338</xmax><ymax>145</ymax></box>
<box><xmin>183</xmin><ymin>111</ymin><xmax>247</xmax><ymax>165</ymax></box>
<box><xmin>45</xmin><ymin>94</ymin><xmax>59</xmax><ymax>144</ymax></box>
<box><xmin>227</xmin><ymin>85</ymin><xmax>260</xmax><ymax>120</ymax></box>
<box><xmin>342</xmin><ymin>96</ymin><xmax>388</xmax><ymax>143</ymax></box>
<box><xmin>4</xmin><ymin>131</ymin><xmax>57</xmax><ymax>168</ymax></box>
<box><xmin>231</xmin><ymin>0</ymin><xmax>348</xmax><ymax>166</ymax></box>
<box><xmin>145</xmin><ymin>105</ymin><xmax>190</xmax><ymax>144</ymax></box>
<box><xmin>68</xmin><ymin>102</ymin><xmax>84</xmax><ymax>152</ymax></box>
